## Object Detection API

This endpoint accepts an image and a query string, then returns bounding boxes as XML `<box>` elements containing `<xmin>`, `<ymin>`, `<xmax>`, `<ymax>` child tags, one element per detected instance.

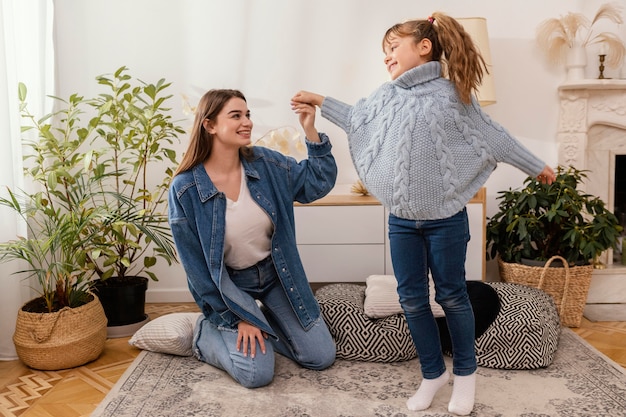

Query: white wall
<box><xmin>50</xmin><ymin>0</ymin><xmax>622</xmax><ymax>291</ymax></box>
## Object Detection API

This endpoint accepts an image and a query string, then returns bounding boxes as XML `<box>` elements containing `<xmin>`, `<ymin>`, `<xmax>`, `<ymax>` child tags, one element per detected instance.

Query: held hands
<box><xmin>237</xmin><ymin>321</ymin><xmax>268</xmax><ymax>358</ymax></box>
<box><xmin>291</xmin><ymin>97</ymin><xmax>320</xmax><ymax>143</ymax></box>
<box><xmin>537</xmin><ymin>165</ymin><xmax>556</xmax><ymax>185</ymax></box>
<box><xmin>291</xmin><ymin>90</ymin><xmax>325</xmax><ymax>107</ymax></box>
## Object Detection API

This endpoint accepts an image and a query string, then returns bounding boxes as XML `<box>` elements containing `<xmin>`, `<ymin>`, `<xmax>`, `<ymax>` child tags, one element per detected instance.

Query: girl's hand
<box><xmin>537</xmin><ymin>165</ymin><xmax>556</xmax><ymax>184</ymax></box>
<box><xmin>236</xmin><ymin>321</ymin><xmax>268</xmax><ymax>358</ymax></box>
<box><xmin>291</xmin><ymin>91</ymin><xmax>325</xmax><ymax>107</ymax></box>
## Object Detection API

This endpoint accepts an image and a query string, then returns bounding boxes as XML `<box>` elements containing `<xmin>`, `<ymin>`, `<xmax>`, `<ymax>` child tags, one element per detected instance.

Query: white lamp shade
<box><xmin>456</xmin><ymin>17</ymin><xmax>496</xmax><ymax>106</ymax></box>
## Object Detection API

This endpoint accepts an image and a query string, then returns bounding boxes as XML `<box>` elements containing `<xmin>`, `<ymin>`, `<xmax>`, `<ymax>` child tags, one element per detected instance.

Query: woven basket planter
<box><xmin>498</xmin><ymin>256</ymin><xmax>593</xmax><ymax>327</ymax></box>
<box><xmin>13</xmin><ymin>294</ymin><xmax>108</xmax><ymax>370</ymax></box>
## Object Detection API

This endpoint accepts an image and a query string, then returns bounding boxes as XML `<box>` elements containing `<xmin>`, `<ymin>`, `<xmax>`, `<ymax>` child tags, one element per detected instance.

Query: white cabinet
<box><xmin>465</xmin><ymin>193</ymin><xmax>487</xmax><ymax>281</ymax></box>
<box><xmin>295</xmin><ymin>195</ymin><xmax>386</xmax><ymax>282</ymax></box>
<box><xmin>295</xmin><ymin>189</ymin><xmax>486</xmax><ymax>283</ymax></box>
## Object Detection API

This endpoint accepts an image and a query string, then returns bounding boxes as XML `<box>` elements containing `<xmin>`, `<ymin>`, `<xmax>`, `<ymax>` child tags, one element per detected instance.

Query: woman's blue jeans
<box><xmin>193</xmin><ymin>256</ymin><xmax>336</xmax><ymax>388</ymax></box>
<box><xmin>388</xmin><ymin>208</ymin><xmax>476</xmax><ymax>378</ymax></box>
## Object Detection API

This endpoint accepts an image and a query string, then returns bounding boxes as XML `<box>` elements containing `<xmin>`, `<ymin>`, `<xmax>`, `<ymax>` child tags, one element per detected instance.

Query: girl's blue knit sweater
<box><xmin>321</xmin><ymin>61</ymin><xmax>546</xmax><ymax>220</ymax></box>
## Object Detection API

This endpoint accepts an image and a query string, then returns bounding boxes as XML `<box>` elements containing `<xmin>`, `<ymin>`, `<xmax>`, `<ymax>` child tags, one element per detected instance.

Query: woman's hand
<box><xmin>236</xmin><ymin>321</ymin><xmax>268</xmax><ymax>358</ymax></box>
<box><xmin>537</xmin><ymin>165</ymin><xmax>556</xmax><ymax>184</ymax></box>
<box><xmin>291</xmin><ymin>90</ymin><xmax>325</xmax><ymax>107</ymax></box>
<box><xmin>291</xmin><ymin>102</ymin><xmax>320</xmax><ymax>143</ymax></box>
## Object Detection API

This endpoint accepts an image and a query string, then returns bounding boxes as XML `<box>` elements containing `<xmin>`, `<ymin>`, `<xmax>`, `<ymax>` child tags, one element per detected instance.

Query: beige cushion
<box><xmin>363</xmin><ymin>275</ymin><xmax>444</xmax><ymax>318</ymax></box>
<box><xmin>129</xmin><ymin>312</ymin><xmax>202</xmax><ymax>356</ymax></box>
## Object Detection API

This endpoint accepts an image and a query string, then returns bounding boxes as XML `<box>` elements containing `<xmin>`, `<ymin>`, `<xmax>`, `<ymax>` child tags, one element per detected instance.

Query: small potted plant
<box><xmin>486</xmin><ymin>165</ymin><xmax>622</xmax><ymax>326</ymax></box>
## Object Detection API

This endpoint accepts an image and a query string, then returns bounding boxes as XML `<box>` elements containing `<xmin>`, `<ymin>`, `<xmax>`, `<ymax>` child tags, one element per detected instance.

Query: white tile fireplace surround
<box><xmin>557</xmin><ymin>79</ymin><xmax>626</xmax><ymax>321</ymax></box>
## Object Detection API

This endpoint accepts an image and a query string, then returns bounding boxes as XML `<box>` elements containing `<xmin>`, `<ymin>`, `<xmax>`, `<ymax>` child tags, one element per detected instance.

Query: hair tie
<box><xmin>427</xmin><ymin>16</ymin><xmax>435</xmax><ymax>24</ymax></box>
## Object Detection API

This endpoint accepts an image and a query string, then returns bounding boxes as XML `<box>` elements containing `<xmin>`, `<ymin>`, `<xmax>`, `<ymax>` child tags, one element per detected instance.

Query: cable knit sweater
<box><xmin>321</xmin><ymin>61</ymin><xmax>546</xmax><ymax>220</ymax></box>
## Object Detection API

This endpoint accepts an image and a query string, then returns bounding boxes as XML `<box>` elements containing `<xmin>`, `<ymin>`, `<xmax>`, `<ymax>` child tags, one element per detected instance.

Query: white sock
<box><xmin>448</xmin><ymin>372</ymin><xmax>476</xmax><ymax>416</ymax></box>
<box><xmin>406</xmin><ymin>371</ymin><xmax>450</xmax><ymax>411</ymax></box>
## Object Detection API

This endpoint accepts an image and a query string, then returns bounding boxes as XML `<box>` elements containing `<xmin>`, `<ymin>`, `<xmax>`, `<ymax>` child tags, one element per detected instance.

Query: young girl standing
<box><xmin>292</xmin><ymin>12</ymin><xmax>555</xmax><ymax>415</ymax></box>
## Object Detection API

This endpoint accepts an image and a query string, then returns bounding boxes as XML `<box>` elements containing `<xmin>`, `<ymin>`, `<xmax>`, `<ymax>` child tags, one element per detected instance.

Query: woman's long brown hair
<box><xmin>382</xmin><ymin>12</ymin><xmax>489</xmax><ymax>104</ymax></box>
<box><xmin>174</xmin><ymin>89</ymin><xmax>252</xmax><ymax>177</ymax></box>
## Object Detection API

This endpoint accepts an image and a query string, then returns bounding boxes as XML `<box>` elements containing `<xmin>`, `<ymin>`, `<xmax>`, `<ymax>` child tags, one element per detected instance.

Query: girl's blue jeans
<box><xmin>388</xmin><ymin>208</ymin><xmax>477</xmax><ymax>378</ymax></box>
<box><xmin>193</xmin><ymin>256</ymin><xmax>336</xmax><ymax>388</ymax></box>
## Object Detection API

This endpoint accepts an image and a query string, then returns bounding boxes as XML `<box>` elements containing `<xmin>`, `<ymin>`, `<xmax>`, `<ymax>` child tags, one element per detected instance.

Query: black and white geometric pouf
<box><xmin>474</xmin><ymin>282</ymin><xmax>561</xmax><ymax>369</ymax></box>
<box><xmin>316</xmin><ymin>283</ymin><xmax>416</xmax><ymax>363</ymax></box>
<box><xmin>316</xmin><ymin>282</ymin><xmax>561</xmax><ymax>369</ymax></box>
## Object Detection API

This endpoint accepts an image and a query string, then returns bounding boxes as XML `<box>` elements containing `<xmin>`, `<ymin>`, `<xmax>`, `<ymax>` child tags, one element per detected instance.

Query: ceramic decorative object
<box><xmin>564</xmin><ymin>43</ymin><xmax>588</xmax><ymax>80</ymax></box>
<box><xmin>536</xmin><ymin>3</ymin><xmax>625</xmax><ymax>80</ymax></box>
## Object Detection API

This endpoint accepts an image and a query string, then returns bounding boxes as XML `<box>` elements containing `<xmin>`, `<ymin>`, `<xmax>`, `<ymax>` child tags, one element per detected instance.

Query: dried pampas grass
<box><xmin>536</xmin><ymin>2</ymin><xmax>625</xmax><ymax>68</ymax></box>
<box><xmin>350</xmin><ymin>180</ymin><xmax>369</xmax><ymax>196</ymax></box>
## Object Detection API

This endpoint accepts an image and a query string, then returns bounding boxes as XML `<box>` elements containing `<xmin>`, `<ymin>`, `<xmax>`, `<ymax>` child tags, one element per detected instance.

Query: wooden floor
<box><xmin>1</xmin><ymin>303</ymin><xmax>625</xmax><ymax>417</ymax></box>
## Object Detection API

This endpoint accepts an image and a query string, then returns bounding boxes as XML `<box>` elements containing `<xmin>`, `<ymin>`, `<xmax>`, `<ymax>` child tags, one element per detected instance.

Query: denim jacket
<box><xmin>168</xmin><ymin>134</ymin><xmax>336</xmax><ymax>338</ymax></box>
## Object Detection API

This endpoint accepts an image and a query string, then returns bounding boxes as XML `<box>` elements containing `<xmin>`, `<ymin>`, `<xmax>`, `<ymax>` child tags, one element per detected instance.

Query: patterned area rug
<box><xmin>91</xmin><ymin>328</ymin><xmax>626</xmax><ymax>417</ymax></box>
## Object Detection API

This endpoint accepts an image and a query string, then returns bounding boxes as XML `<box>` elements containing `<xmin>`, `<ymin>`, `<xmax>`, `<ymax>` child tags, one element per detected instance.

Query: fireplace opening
<box><xmin>615</xmin><ymin>155</ymin><xmax>626</xmax><ymax>229</ymax></box>
<box><xmin>614</xmin><ymin>155</ymin><xmax>626</xmax><ymax>264</ymax></box>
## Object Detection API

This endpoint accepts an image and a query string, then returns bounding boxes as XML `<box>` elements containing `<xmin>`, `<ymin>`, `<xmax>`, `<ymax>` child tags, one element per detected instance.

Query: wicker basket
<box><xmin>13</xmin><ymin>294</ymin><xmax>108</xmax><ymax>370</ymax></box>
<box><xmin>498</xmin><ymin>256</ymin><xmax>593</xmax><ymax>327</ymax></box>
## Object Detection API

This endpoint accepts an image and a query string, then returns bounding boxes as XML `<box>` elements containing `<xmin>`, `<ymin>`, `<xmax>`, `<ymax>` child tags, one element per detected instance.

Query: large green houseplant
<box><xmin>5</xmin><ymin>66</ymin><xmax>183</xmax><ymax>331</ymax></box>
<box><xmin>485</xmin><ymin>165</ymin><xmax>622</xmax><ymax>327</ymax></box>
<box><xmin>83</xmin><ymin>67</ymin><xmax>183</xmax><ymax>329</ymax></box>
<box><xmin>0</xmin><ymin>189</ymin><xmax>109</xmax><ymax>369</ymax></box>
<box><xmin>1</xmin><ymin>83</ymin><xmax>114</xmax><ymax>312</ymax></box>
<box><xmin>0</xmin><ymin>87</ymin><xmax>110</xmax><ymax>368</ymax></box>
<box><xmin>87</xmin><ymin>67</ymin><xmax>183</xmax><ymax>283</ymax></box>
<box><xmin>486</xmin><ymin>165</ymin><xmax>622</xmax><ymax>266</ymax></box>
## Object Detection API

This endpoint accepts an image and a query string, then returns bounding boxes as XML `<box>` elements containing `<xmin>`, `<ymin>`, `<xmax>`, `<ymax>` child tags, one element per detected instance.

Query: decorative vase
<box><xmin>565</xmin><ymin>44</ymin><xmax>587</xmax><ymax>81</ymax></box>
<box><xmin>12</xmin><ymin>294</ymin><xmax>107</xmax><ymax>370</ymax></box>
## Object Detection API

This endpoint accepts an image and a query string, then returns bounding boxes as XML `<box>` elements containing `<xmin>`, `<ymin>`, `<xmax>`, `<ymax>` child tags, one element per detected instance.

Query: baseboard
<box><xmin>146</xmin><ymin>288</ymin><xmax>195</xmax><ymax>303</ymax></box>
<box><xmin>583</xmin><ymin>303</ymin><xmax>626</xmax><ymax>322</ymax></box>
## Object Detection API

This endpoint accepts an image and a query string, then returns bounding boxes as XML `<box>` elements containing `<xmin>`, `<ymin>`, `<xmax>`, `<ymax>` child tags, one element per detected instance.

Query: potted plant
<box><xmin>486</xmin><ymin>165</ymin><xmax>622</xmax><ymax>265</ymax></box>
<box><xmin>12</xmin><ymin>67</ymin><xmax>183</xmax><ymax>333</ymax></box>
<box><xmin>536</xmin><ymin>2</ymin><xmax>625</xmax><ymax>80</ymax></box>
<box><xmin>0</xmin><ymin>87</ymin><xmax>109</xmax><ymax>368</ymax></box>
<box><xmin>83</xmin><ymin>67</ymin><xmax>183</xmax><ymax>331</ymax></box>
<box><xmin>486</xmin><ymin>165</ymin><xmax>622</xmax><ymax>326</ymax></box>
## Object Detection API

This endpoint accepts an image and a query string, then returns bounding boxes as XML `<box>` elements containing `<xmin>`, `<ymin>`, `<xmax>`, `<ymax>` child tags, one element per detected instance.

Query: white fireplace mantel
<box><xmin>558</xmin><ymin>79</ymin><xmax>626</xmax><ymax>170</ymax></box>
<box><xmin>557</xmin><ymin>79</ymin><xmax>626</xmax><ymax>320</ymax></box>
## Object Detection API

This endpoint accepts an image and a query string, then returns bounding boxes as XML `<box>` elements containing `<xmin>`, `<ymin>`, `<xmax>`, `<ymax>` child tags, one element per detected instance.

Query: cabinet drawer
<box><xmin>297</xmin><ymin>244</ymin><xmax>386</xmax><ymax>282</ymax></box>
<box><xmin>294</xmin><ymin>205</ymin><xmax>384</xmax><ymax>244</ymax></box>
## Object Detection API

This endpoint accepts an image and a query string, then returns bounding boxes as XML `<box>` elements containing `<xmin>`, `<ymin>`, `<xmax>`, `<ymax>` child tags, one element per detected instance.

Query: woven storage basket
<box><xmin>13</xmin><ymin>294</ymin><xmax>108</xmax><ymax>370</ymax></box>
<box><xmin>498</xmin><ymin>256</ymin><xmax>593</xmax><ymax>327</ymax></box>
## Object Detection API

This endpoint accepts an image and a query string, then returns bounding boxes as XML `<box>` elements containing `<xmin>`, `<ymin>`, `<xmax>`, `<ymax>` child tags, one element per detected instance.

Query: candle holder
<box><xmin>598</xmin><ymin>54</ymin><xmax>606</xmax><ymax>79</ymax></box>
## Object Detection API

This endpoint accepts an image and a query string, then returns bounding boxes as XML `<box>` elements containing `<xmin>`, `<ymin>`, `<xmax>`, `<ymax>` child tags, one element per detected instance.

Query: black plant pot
<box><xmin>94</xmin><ymin>276</ymin><xmax>149</xmax><ymax>327</ymax></box>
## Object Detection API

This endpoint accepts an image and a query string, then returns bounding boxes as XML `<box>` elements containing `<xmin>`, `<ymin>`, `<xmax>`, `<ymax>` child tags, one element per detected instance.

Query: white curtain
<box><xmin>0</xmin><ymin>0</ymin><xmax>55</xmax><ymax>360</ymax></box>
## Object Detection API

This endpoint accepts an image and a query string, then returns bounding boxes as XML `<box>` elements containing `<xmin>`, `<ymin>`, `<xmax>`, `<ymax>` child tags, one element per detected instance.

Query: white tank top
<box><xmin>223</xmin><ymin>167</ymin><xmax>273</xmax><ymax>269</ymax></box>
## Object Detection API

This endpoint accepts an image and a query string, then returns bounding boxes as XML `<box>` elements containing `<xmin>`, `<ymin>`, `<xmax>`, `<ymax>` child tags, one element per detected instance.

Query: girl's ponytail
<box><xmin>431</xmin><ymin>12</ymin><xmax>489</xmax><ymax>104</ymax></box>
